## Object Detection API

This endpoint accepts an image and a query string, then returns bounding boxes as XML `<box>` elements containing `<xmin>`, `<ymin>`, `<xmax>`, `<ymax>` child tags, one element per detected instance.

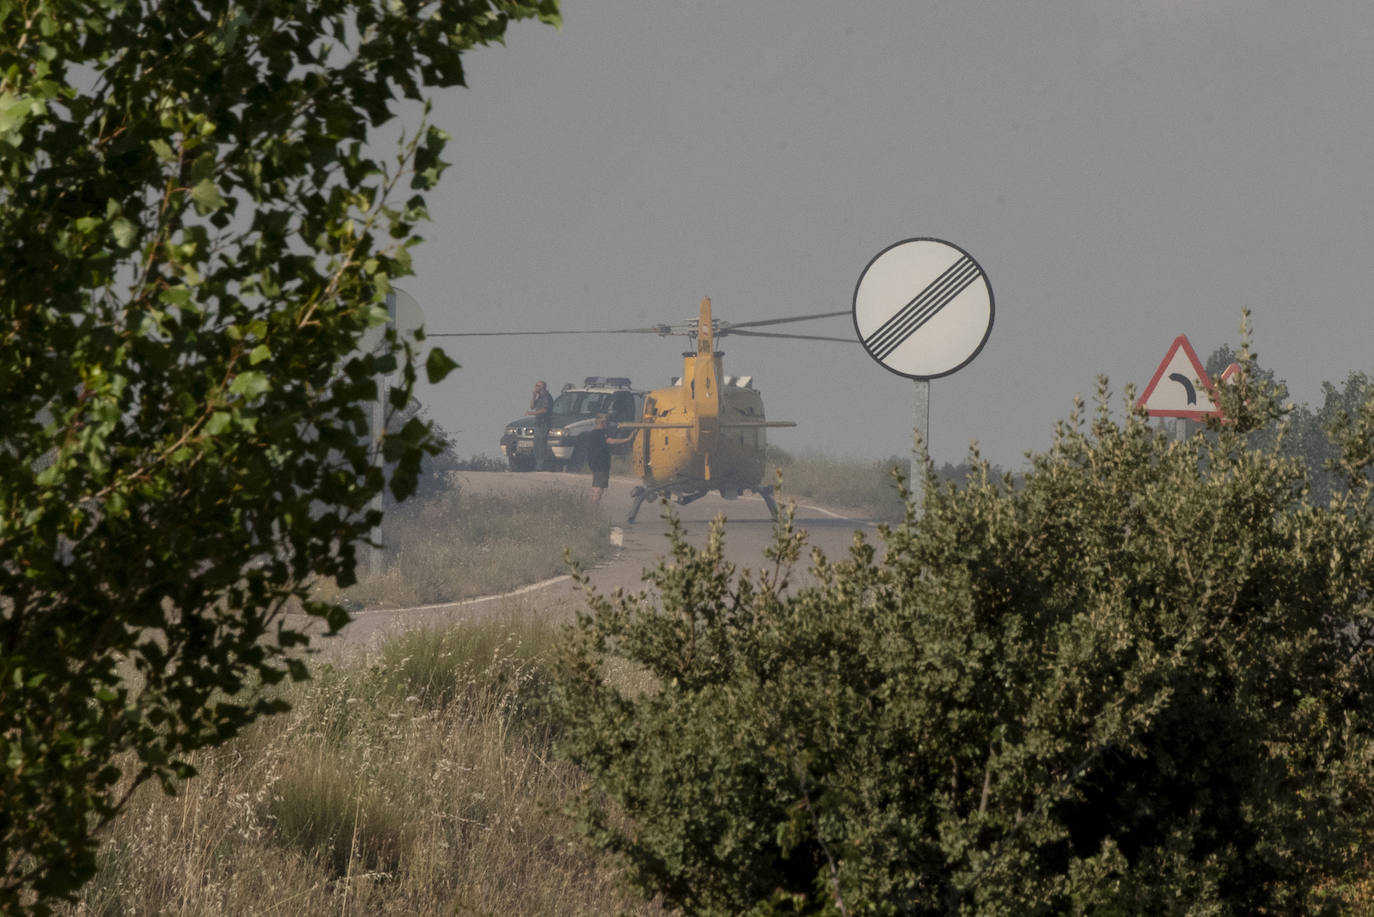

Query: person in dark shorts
<box><xmin>585</xmin><ymin>413</ymin><xmax>633</xmax><ymax>504</ymax></box>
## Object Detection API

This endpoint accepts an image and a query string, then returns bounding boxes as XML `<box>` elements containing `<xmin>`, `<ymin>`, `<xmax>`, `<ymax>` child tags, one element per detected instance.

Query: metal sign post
<box><xmin>853</xmin><ymin>238</ymin><xmax>994</xmax><ymax>517</ymax></box>
<box><xmin>912</xmin><ymin>377</ymin><xmax>930</xmax><ymax>509</ymax></box>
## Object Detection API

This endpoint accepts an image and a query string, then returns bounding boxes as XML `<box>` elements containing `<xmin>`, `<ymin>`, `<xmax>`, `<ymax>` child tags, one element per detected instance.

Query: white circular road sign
<box><xmin>852</xmin><ymin>238</ymin><xmax>993</xmax><ymax>379</ymax></box>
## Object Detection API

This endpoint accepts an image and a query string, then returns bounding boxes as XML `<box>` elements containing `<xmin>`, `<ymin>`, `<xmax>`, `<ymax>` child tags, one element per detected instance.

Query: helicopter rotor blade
<box><xmin>726</xmin><ymin>329</ymin><xmax>858</xmax><ymax>343</ymax></box>
<box><xmin>719</xmin><ymin>310</ymin><xmax>851</xmax><ymax>331</ymax></box>
<box><xmin>428</xmin><ymin>325</ymin><xmax>676</xmax><ymax>338</ymax></box>
<box><xmin>430</xmin><ymin>309</ymin><xmax>854</xmax><ymax>339</ymax></box>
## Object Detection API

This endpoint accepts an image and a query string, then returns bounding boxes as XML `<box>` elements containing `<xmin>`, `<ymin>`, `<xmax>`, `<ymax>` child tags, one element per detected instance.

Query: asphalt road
<box><xmin>313</xmin><ymin>469</ymin><xmax>881</xmax><ymax>654</ymax></box>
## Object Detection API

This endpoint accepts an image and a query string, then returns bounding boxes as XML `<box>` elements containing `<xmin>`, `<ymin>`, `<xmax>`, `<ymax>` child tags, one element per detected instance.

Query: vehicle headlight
<box><xmin>548</xmin><ymin>429</ymin><xmax>567</xmax><ymax>441</ymax></box>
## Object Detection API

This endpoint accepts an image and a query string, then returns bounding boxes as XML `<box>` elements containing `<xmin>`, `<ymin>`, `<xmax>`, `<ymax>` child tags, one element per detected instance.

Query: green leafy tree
<box><xmin>0</xmin><ymin>0</ymin><xmax>557</xmax><ymax>910</ymax></box>
<box><xmin>1206</xmin><ymin>333</ymin><xmax>1374</xmax><ymax>503</ymax></box>
<box><xmin>1203</xmin><ymin>338</ymin><xmax>1291</xmax><ymax>451</ymax></box>
<box><xmin>1203</xmin><ymin>341</ymin><xmax>1290</xmax><ymax>402</ymax></box>
<box><xmin>1282</xmin><ymin>372</ymin><xmax>1374</xmax><ymax>505</ymax></box>
<box><xmin>555</xmin><ymin>359</ymin><xmax>1374</xmax><ymax>913</ymax></box>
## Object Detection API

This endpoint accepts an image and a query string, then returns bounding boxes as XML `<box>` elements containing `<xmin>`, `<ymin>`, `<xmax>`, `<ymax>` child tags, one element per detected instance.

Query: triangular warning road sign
<box><xmin>1137</xmin><ymin>335</ymin><xmax>1221</xmax><ymax>420</ymax></box>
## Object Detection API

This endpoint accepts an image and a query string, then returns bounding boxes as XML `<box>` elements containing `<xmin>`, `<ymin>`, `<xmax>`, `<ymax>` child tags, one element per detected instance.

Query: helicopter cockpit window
<box><xmin>610</xmin><ymin>392</ymin><xmax>636</xmax><ymax>421</ymax></box>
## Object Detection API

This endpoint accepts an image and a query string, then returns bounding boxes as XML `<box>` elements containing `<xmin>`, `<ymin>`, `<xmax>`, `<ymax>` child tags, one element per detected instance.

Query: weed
<box><xmin>61</xmin><ymin>613</ymin><xmax>660</xmax><ymax>916</ymax></box>
<box><xmin>315</xmin><ymin>479</ymin><xmax>610</xmax><ymax>609</ymax></box>
<box><xmin>266</xmin><ymin>749</ymin><xmax>411</xmax><ymax>879</ymax></box>
<box><xmin>769</xmin><ymin>451</ymin><xmax>910</xmax><ymax>519</ymax></box>
<box><xmin>769</xmin><ymin>451</ymin><xmax>1012</xmax><ymax>520</ymax></box>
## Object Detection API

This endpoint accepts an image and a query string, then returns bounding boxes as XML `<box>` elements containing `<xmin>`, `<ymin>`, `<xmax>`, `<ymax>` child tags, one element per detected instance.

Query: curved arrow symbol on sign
<box><xmin>1168</xmin><ymin>372</ymin><xmax>1197</xmax><ymax>405</ymax></box>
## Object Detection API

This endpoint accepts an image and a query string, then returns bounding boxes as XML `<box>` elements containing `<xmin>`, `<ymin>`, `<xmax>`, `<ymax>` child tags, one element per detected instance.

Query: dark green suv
<box><xmin>500</xmin><ymin>377</ymin><xmax>644</xmax><ymax>471</ymax></box>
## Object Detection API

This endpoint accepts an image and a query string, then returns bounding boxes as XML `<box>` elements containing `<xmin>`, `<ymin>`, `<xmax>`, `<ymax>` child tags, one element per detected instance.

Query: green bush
<box><xmin>553</xmin><ymin>356</ymin><xmax>1374</xmax><ymax>913</ymax></box>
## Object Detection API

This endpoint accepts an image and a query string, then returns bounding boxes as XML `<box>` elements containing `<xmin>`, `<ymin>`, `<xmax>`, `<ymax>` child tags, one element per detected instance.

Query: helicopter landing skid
<box><xmin>626</xmin><ymin>485</ymin><xmax>660</xmax><ymax>524</ymax></box>
<box><xmin>753</xmin><ymin>485</ymin><xmax>779</xmax><ymax>521</ymax></box>
<box><xmin>625</xmin><ymin>483</ymin><xmax>780</xmax><ymax>524</ymax></box>
<box><xmin>626</xmin><ymin>484</ymin><xmax>703</xmax><ymax>524</ymax></box>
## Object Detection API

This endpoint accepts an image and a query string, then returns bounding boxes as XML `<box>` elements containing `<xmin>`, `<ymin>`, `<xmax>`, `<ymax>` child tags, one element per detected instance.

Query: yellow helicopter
<box><xmin>436</xmin><ymin>297</ymin><xmax>853</xmax><ymax>522</ymax></box>
<box><xmin>616</xmin><ymin>297</ymin><xmax>806</xmax><ymax>522</ymax></box>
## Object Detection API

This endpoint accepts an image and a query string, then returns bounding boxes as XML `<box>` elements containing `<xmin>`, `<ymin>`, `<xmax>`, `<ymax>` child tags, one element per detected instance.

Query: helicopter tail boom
<box><xmin>718</xmin><ymin>420</ymin><xmax>797</xmax><ymax>428</ymax></box>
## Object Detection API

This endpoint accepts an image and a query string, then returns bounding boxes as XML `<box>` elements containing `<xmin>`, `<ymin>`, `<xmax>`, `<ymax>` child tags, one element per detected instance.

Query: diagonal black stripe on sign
<box><xmin>865</xmin><ymin>256</ymin><xmax>982</xmax><ymax>361</ymax></box>
<box><xmin>866</xmin><ymin>257</ymin><xmax>978</xmax><ymax>359</ymax></box>
<box><xmin>864</xmin><ymin>256</ymin><xmax>977</xmax><ymax>359</ymax></box>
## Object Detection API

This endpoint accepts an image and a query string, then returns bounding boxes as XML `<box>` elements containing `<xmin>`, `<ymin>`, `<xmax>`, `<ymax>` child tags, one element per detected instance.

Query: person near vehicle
<box><xmin>528</xmin><ymin>380</ymin><xmax>554</xmax><ymax>470</ymax></box>
<box><xmin>585</xmin><ymin>413</ymin><xmax>633</xmax><ymax>504</ymax></box>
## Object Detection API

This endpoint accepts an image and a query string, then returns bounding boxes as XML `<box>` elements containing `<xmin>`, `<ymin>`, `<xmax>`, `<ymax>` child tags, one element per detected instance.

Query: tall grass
<box><xmin>53</xmin><ymin>461</ymin><xmax>1374</xmax><ymax>914</ymax></box>
<box><xmin>768</xmin><ymin>451</ymin><xmax>1016</xmax><ymax>520</ymax></box>
<box><xmin>768</xmin><ymin>451</ymin><xmax>911</xmax><ymax>520</ymax></box>
<box><xmin>315</xmin><ymin>476</ymin><xmax>610</xmax><ymax>610</ymax></box>
<box><xmin>64</xmin><ymin>613</ymin><xmax>661</xmax><ymax>917</ymax></box>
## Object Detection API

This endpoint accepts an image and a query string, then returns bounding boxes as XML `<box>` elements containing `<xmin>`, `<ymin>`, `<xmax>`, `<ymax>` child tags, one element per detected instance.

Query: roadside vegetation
<box><xmin>768</xmin><ymin>447</ymin><xmax>1008</xmax><ymax>520</ymax></box>
<box><xmin>47</xmin><ymin>329</ymin><xmax>1374</xmax><ymax>914</ymax></box>
<box><xmin>554</xmin><ymin>332</ymin><xmax>1374</xmax><ymax>914</ymax></box>
<box><xmin>312</xmin><ymin>471</ymin><xmax>611</xmax><ymax>610</ymax></box>
<box><xmin>0</xmin><ymin>2</ymin><xmax>562</xmax><ymax>909</ymax></box>
<box><xmin>60</xmin><ymin>614</ymin><xmax>662</xmax><ymax>917</ymax></box>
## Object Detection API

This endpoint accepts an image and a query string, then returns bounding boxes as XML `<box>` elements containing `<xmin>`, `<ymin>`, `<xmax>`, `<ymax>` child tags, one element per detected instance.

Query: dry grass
<box><xmin>64</xmin><ymin>613</ymin><xmax>661</xmax><ymax>917</ymax></box>
<box><xmin>63</xmin><ymin>610</ymin><xmax>1374</xmax><ymax>916</ymax></box>
<box><xmin>52</xmin><ymin>460</ymin><xmax>1374</xmax><ymax>914</ymax></box>
<box><xmin>767</xmin><ymin>452</ymin><xmax>1017</xmax><ymax>520</ymax></box>
<box><xmin>56</xmin><ymin>478</ymin><xmax>647</xmax><ymax>915</ymax></box>
<box><xmin>769</xmin><ymin>451</ymin><xmax>910</xmax><ymax>520</ymax></box>
<box><xmin>314</xmin><ymin>478</ymin><xmax>610</xmax><ymax>610</ymax></box>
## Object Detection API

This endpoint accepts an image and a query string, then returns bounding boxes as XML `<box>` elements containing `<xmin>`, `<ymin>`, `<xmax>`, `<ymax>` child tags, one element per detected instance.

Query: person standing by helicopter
<box><xmin>528</xmin><ymin>380</ymin><xmax>554</xmax><ymax>471</ymax></box>
<box><xmin>585</xmin><ymin>413</ymin><xmax>633</xmax><ymax>505</ymax></box>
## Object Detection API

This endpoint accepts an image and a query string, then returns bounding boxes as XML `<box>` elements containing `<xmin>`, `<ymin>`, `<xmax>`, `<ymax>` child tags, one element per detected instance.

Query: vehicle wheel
<box><xmin>563</xmin><ymin>444</ymin><xmax>585</xmax><ymax>473</ymax></box>
<box><xmin>508</xmin><ymin>455</ymin><xmax>535</xmax><ymax>472</ymax></box>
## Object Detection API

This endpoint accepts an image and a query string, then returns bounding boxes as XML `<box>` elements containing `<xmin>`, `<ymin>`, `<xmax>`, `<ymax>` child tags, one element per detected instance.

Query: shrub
<box><xmin>553</xmin><ymin>360</ymin><xmax>1374</xmax><ymax>913</ymax></box>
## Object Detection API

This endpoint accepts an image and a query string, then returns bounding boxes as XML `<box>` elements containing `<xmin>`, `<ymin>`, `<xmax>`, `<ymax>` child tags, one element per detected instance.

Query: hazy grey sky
<box><xmin>400</xmin><ymin>1</ymin><xmax>1374</xmax><ymax>468</ymax></box>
